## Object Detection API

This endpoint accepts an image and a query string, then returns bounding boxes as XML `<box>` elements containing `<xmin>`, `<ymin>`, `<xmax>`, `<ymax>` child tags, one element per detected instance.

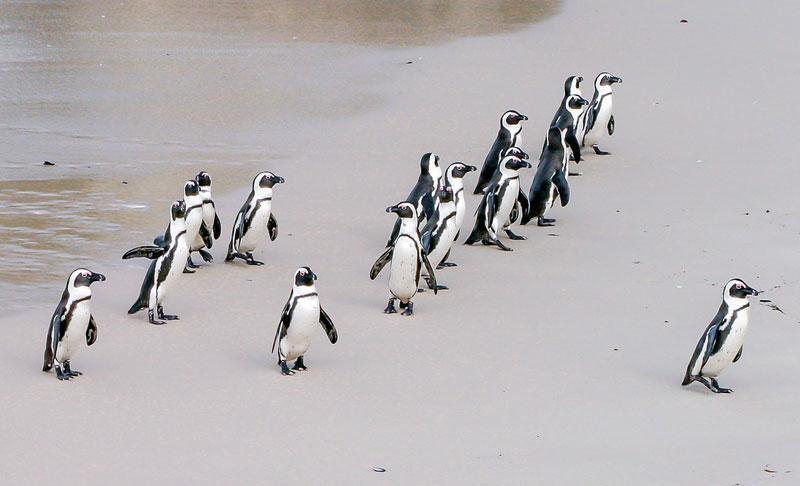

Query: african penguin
<box><xmin>371</xmin><ymin>202</ymin><xmax>438</xmax><ymax>316</ymax></box>
<box><xmin>474</xmin><ymin>110</ymin><xmax>528</xmax><ymax>194</ymax></box>
<box><xmin>272</xmin><ymin>267</ymin><xmax>338</xmax><ymax>376</ymax></box>
<box><xmin>437</xmin><ymin>161</ymin><xmax>477</xmax><ymax>268</ymax></box>
<box><xmin>580</xmin><ymin>72</ymin><xmax>623</xmax><ymax>155</ymax></box>
<box><xmin>421</xmin><ymin>186</ymin><xmax>458</xmax><ymax>290</ymax></box>
<box><xmin>464</xmin><ymin>155</ymin><xmax>532</xmax><ymax>250</ymax></box>
<box><xmin>42</xmin><ymin>268</ymin><xmax>105</xmax><ymax>380</ymax></box>
<box><xmin>503</xmin><ymin>146</ymin><xmax>531</xmax><ymax>227</ymax></box>
<box><xmin>387</xmin><ymin>153</ymin><xmax>442</xmax><ymax>246</ymax></box>
<box><xmin>188</xmin><ymin>171</ymin><xmax>222</xmax><ymax>268</ymax></box>
<box><xmin>545</xmin><ymin>90</ymin><xmax>589</xmax><ymax>170</ymax></box>
<box><xmin>226</xmin><ymin>171</ymin><xmax>284</xmax><ymax>266</ymax></box>
<box><xmin>181</xmin><ymin>180</ymin><xmax>205</xmax><ymax>273</ymax></box>
<box><xmin>522</xmin><ymin>127</ymin><xmax>570</xmax><ymax>227</ymax></box>
<box><xmin>682</xmin><ymin>278</ymin><xmax>760</xmax><ymax>393</ymax></box>
<box><xmin>124</xmin><ymin>200</ymin><xmax>190</xmax><ymax>325</ymax></box>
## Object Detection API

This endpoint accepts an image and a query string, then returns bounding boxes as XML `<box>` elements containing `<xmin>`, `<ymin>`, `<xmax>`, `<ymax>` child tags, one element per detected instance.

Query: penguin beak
<box><xmin>312</xmin><ymin>272</ymin><xmax>317</xmax><ymax>281</ymax></box>
<box><xmin>515</xmin><ymin>161</ymin><xmax>532</xmax><ymax>170</ymax></box>
<box><xmin>274</xmin><ymin>176</ymin><xmax>285</xmax><ymax>184</ymax></box>
<box><xmin>90</xmin><ymin>273</ymin><xmax>106</xmax><ymax>283</ymax></box>
<box><xmin>466</xmin><ymin>165</ymin><xmax>477</xmax><ymax>171</ymax></box>
<box><xmin>517</xmin><ymin>114</ymin><xmax>528</xmax><ymax>121</ymax></box>
<box><xmin>744</xmin><ymin>286</ymin><xmax>760</xmax><ymax>296</ymax></box>
<box><xmin>611</xmin><ymin>76</ymin><xmax>623</xmax><ymax>84</ymax></box>
<box><xmin>579</xmin><ymin>98</ymin><xmax>589</xmax><ymax>106</ymax></box>
<box><xmin>386</xmin><ymin>205</ymin><xmax>400</xmax><ymax>214</ymax></box>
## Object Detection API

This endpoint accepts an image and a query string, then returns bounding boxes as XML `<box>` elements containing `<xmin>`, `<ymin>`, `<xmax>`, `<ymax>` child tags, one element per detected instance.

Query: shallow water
<box><xmin>0</xmin><ymin>0</ymin><xmax>558</xmax><ymax>310</ymax></box>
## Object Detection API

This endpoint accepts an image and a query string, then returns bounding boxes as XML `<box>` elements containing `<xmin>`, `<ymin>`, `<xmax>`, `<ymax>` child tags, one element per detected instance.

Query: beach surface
<box><xmin>3</xmin><ymin>0</ymin><xmax>800</xmax><ymax>484</ymax></box>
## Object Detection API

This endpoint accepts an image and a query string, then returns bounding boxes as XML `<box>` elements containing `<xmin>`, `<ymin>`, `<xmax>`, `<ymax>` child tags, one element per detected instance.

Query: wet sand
<box><xmin>3</xmin><ymin>0</ymin><xmax>800</xmax><ymax>484</ymax></box>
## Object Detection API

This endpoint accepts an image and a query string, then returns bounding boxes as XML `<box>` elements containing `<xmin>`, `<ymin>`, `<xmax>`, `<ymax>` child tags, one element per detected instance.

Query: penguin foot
<box><xmin>505</xmin><ymin>229</ymin><xmax>527</xmax><ymax>240</ymax></box>
<box><xmin>246</xmin><ymin>253</ymin><xmax>264</xmax><ymax>266</ymax></box>
<box><xmin>292</xmin><ymin>356</ymin><xmax>308</xmax><ymax>371</ymax></box>
<box><xmin>568</xmin><ymin>171</ymin><xmax>583</xmax><ymax>176</ymax></box>
<box><xmin>157</xmin><ymin>306</ymin><xmax>179</xmax><ymax>321</ymax></box>
<box><xmin>437</xmin><ymin>262</ymin><xmax>457</xmax><ymax>268</ymax></box>
<box><xmin>148</xmin><ymin>310</ymin><xmax>166</xmax><ymax>325</ymax></box>
<box><xmin>63</xmin><ymin>362</ymin><xmax>81</xmax><ymax>377</ymax></box>
<box><xmin>711</xmin><ymin>378</ymin><xmax>732</xmax><ymax>394</ymax></box>
<box><xmin>55</xmin><ymin>366</ymin><xmax>74</xmax><ymax>381</ymax></box>
<box><xmin>280</xmin><ymin>361</ymin><xmax>295</xmax><ymax>376</ymax></box>
<box><xmin>490</xmin><ymin>238</ymin><xmax>513</xmax><ymax>251</ymax></box>
<box><xmin>198</xmin><ymin>249</ymin><xmax>213</xmax><ymax>263</ymax></box>
<box><xmin>186</xmin><ymin>256</ymin><xmax>200</xmax><ymax>269</ymax></box>
<box><xmin>383</xmin><ymin>298</ymin><xmax>398</xmax><ymax>314</ymax></box>
<box><xmin>401</xmin><ymin>302</ymin><xmax>414</xmax><ymax>316</ymax></box>
<box><xmin>537</xmin><ymin>217</ymin><xmax>556</xmax><ymax>227</ymax></box>
<box><xmin>416</xmin><ymin>288</ymin><xmax>426</xmax><ymax>293</ymax></box>
<box><xmin>592</xmin><ymin>145</ymin><xmax>611</xmax><ymax>156</ymax></box>
<box><xmin>182</xmin><ymin>267</ymin><xmax>196</xmax><ymax>274</ymax></box>
<box><xmin>425</xmin><ymin>277</ymin><xmax>447</xmax><ymax>291</ymax></box>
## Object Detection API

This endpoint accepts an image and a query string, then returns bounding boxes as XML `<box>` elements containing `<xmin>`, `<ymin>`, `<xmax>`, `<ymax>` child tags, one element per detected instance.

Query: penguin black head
<box><xmin>184</xmin><ymin>180</ymin><xmax>199</xmax><ymax>197</ymax></box>
<box><xmin>294</xmin><ymin>266</ymin><xmax>317</xmax><ymax>287</ymax></box>
<box><xmin>438</xmin><ymin>186</ymin><xmax>454</xmax><ymax>203</ymax></box>
<box><xmin>501</xmin><ymin>156</ymin><xmax>531</xmax><ymax>172</ymax></box>
<box><xmin>448</xmin><ymin>162</ymin><xmax>477</xmax><ymax>179</ymax></box>
<box><xmin>420</xmin><ymin>153</ymin><xmax>440</xmax><ymax>174</ymax></box>
<box><xmin>171</xmin><ymin>200</ymin><xmax>187</xmax><ymax>220</ymax></box>
<box><xmin>70</xmin><ymin>268</ymin><xmax>106</xmax><ymax>288</ymax></box>
<box><xmin>566</xmin><ymin>94</ymin><xmax>589</xmax><ymax>111</ymax></box>
<box><xmin>564</xmin><ymin>75</ymin><xmax>583</xmax><ymax>96</ymax></box>
<box><xmin>597</xmin><ymin>72</ymin><xmax>623</xmax><ymax>87</ymax></box>
<box><xmin>725</xmin><ymin>278</ymin><xmax>760</xmax><ymax>300</ymax></box>
<box><xmin>501</xmin><ymin>110</ymin><xmax>528</xmax><ymax>128</ymax></box>
<box><xmin>255</xmin><ymin>171</ymin><xmax>285</xmax><ymax>189</ymax></box>
<box><xmin>386</xmin><ymin>201</ymin><xmax>417</xmax><ymax>219</ymax></box>
<box><xmin>196</xmin><ymin>171</ymin><xmax>212</xmax><ymax>188</ymax></box>
<box><xmin>503</xmin><ymin>146</ymin><xmax>529</xmax><ymax>160</ymax></box>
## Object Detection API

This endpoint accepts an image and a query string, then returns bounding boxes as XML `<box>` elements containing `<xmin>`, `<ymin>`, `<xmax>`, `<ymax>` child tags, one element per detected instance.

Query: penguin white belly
<box><xmin>157</xmin><ymin>239</ymin><xmax>189</xmax><ymax>305</ymax></box>
<box><xmin>55</xmin><ymin>301</ymin><xmax>90</xmax><ymax>363</ymax></box>
<box><xmin>202</xmin><ymin>202</ymin><xmax>215</xmax><ymax>229</ymax></box>
<box><xmin>454</xmin><ymin>197</ymin><xmax>465</xmax><ymax>231</ymax></box>
<box><xmin>389</xmin><ymin>236</ymin><xmax>419</xmax><ymax>302</ymax></box>
<box><xmin>281</xmin><ymin>299</ymin><xmax>320</xmax><ymax>361</ymax></box>
<box><xmin>185</xmin><ymin>208</ymin><xmax>203</xmax><ymax>251</ymax></box>
<box><xmin>584</xmin><ymin>98</ymin><xmax>613</xmax><ymax>146</ymax></box>
<box><xmin>427</xmin><ymin>219</ymin><xmax>458</xmax><ymax>268</ymax></box>
<box><xmin>703</xmin><ymin>312</ymin><xmax>749</xmax><ymax>378</ymax></box>
<box><xmin>239</xmin><ymin>203</ymin><xmax>271</xmax><ymax>252</ymax></box>
<box><xmin>492</xmin><ymin>179</ymin><xmax>518</xmax><ymax>233</ymax></box>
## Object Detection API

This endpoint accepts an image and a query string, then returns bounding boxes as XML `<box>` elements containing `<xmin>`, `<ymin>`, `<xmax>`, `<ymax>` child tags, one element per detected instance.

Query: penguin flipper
<box><xmin>123</xmin><ymin>245</ymin><xmax>166</xmax><ymax>260</ymax></box>
<box><xmin>319</xmin><ymin>306</ymin><xmax>338</xmax><ymax>344</ymax></box>
<box><xmin>199</xmin><ymin>223</ymin><xmax>213</xmax><ymax>248</ymax></box>
<box><xmin>86</xmin><ymin>315</ymin><xmax>97</xmax><ymax>346</ymax></box>
<box><xmin>683</xmin><ymin>315</ymin><xmax>725</xmax><ymax>384</ymax></box>
<box><xmin>607</xmin><ymin>115</ymin><xmax>615</xmax><ymax>136</ymax></box>
<box><xmin>370</xmin><ymin>246</ymin><xmax>394</xmax><ymax>280</ymax></box>
<box><xmin>566</xmin><ymin>129</ymin><xmax>582</xmax><ymax>162</ymax></box>
<box><xmin>43</xmin><ymin>309</ymin><xmax>62</xmax><ymax>371</ymax></box>
<box><xmin>510</xmin><ymin>190</ymin><xmax>529</xmax><ymax>224</ymax></box>
<box><xmin>421</xmin><ymin>253</ymin><xmax>438</xmax><ymax>295</ymax></box>
<box><xmin>272</xmin><ymin>296</ymin><xmax>293</xmax><ymax>354</ymax></box>
<box><xmin>268</xmin><ymin>213</ymin><xmax>278</xmax><ymax>241</ymax></box>
<box><xmin>210</xmin><ymin>201</ymin><xmax>222</xmax><ymax>239</ymax></box>
<box><xmin>553</xmin><ymin>171</ymin><xmax>570</xmax><ymax>207</ymax></box>
<box><xmin>733</xmin><ymin>346</ymin><xmax>743</xmax><ymax>363</ymax></box>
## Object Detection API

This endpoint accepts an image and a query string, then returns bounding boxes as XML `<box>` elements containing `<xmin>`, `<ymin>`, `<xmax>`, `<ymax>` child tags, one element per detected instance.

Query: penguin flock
<box><xmin>39</xmin><ymin>71</ymin><xmax>763</xmax><ymax>392</ymax></box>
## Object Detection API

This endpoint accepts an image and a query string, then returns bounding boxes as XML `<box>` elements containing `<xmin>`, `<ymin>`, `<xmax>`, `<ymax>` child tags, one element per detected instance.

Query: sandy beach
<box><xmin>3</xmin><ymin>0</ymin><xmax>800</xmax><ymax>484</ymax></box>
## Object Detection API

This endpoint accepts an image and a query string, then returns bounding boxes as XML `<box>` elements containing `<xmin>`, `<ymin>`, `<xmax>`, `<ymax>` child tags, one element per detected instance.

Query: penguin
<box><xmin>436</xmin><ymin>161</ymin><xmax>477</xmax><ymax>268</ymax></box>
<box><xmin>474</xmin><ymin>110</ymin><xmax>528</xmax><ymax>194</ymax></box>
<box><xmin>579</xmin><ymin>72</ymin><xmax>623</xmax><ymax>155</ymax></box>
<box><xmin>226</xmin><ymin>171</ymin><xmax>284</xmax><ymax>265</ymax></box>
<box><xmin>545</xmin><ymin>91</ymin><xmax>589</xmax><ymax>171</ymax></box>
<box><xmin>371</xmin><ymin>202</ymin><xmax>438</xmax><ymax>316</ymax></box>
<box><xmin>522</xmin><ymin>127</ymin><xmax>570</xmax><ymax>227</ymax></box>
<box><xmin>464</xmin><ymin>155</ymin><xmax>532</xmax><ymax>250</ymax></box>
<box><xmin>124</xmin><ymin>200</ymin><xmax>190</xmax><ymax>325</ymax></box>
<box><xmin>682</xmin><ymin>278</ymin><xmax>760</xmax><ymax>393</ymax></box>
<box><xmin>42</xmin><ymin>268</ymin><xmax>106</xmax><ymax>380</ymax></box>
<box><xmin>188</xmin><ymin>171</ymin><xmax>222</xmax><ymax>268</ymax></box>
<box><xmin>420</xmin><ymin>186</ymin><xmax>458</xmax><ymax>290</ymax></box>
<box><xmin>503</xmin><ymin>146</ymin><xmax>531</xmax><ymax>227</ymax></box>
<box><xmin>386</xmin><ymin>153</ymin><xmax>442</xmax><ymax>246</ymax></box>
<box><xmin>180</xmin><ymin>180</ymin><xmax>205</xmax><ymax>273</ymax></box>
<box><xmin>271</xmin><ymin>267</ymin><xmax>338</xmax><ymax>376</ymax></box>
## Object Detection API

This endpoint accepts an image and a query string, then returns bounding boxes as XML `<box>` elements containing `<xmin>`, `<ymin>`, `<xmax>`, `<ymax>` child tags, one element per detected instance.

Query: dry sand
<box><xmin>3</xmin><ymin>0</ymin><xmax>800</xmax><ymax>484</ymax></box>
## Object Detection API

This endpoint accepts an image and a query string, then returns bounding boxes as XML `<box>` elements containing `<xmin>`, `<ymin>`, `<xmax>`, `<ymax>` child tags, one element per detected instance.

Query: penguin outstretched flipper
<box><xmin>123</xmin><ymin>245</ymin><xmax>166</xmax><ymax>260</ymax></box>
<box><xmin>268</xmin><ymin>213</ymin><xmax>278</xmax><ymax>241</ymax></box>
<box><xmin>319</xmin><ymin>306</ymin><xmax>338</xmax><ymax>344</ymax></box>
<box><xmin>370</xmin><ymin>246</ymin><xmax>393</xmax><ymax>280</ymax></box>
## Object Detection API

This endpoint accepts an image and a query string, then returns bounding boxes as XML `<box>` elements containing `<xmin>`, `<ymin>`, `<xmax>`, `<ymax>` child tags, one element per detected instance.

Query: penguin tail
<box><xmin>128</xmin><ymin>301</ymin><xmax>145</xmax><ymax>315</ymax></box>
<box><xmin>42</xmin><ymin>354</ymin><xmax>53</xmax><ymax>372</ymax></box>
<box><xmin>463</xmin><ymin>228</ymin><xmax>482</xmax><ymax>246</ymax></box>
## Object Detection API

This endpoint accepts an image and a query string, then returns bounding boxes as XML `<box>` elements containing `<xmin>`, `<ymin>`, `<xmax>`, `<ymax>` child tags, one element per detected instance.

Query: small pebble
<box><xmin>372</xmin><ymin>467</ymin><xmax>386</xmax><ymax>473</ymax></box>
<box><xmin>43</xmin><ymin>160</ymin><xmax>55</xmax><ymax>166</ymax></box>
<box><xmin>680</xmin><ymin>19</ymin><xmax>688</xmax><ymax>23</ymax></box>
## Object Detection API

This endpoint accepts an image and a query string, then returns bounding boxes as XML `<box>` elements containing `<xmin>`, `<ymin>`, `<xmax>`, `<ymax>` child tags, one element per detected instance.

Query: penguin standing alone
<box><xmin>125</xmin><ymin>200</ymin><xmax>190</xmax><ymax>325</ymax></box>
<box><xmin>188</xmin><ymin>171</ymin><xmax>221</xmax><ymax>268</ymax></box>
<box><xmin>226</xmin><ymin>171</ymin><xmax>284</xmax><ymax>265</ymax></box>
<box><xmin>437</xmin><ymin>161</ymin><xmax>476</xmax><ymax>268</ymax></box>
<box><xmin>272</xmin><ymin>267</ymin><xmax>338</xmax><ymax>376</ymax></box>
<box><xmin>682</xmin><ymin>278</ymin><xmax>760</xmax><ymax>393</ymax></box>
<box><xmin>579</xmin><ymin>72</ymin><xmax>623</xmax><ymax>155</ymax></box>
<box><xmin>387</xmin><ymin>153</ymin><xmax>442</xmax><ymax>246</ymax></box>
<box><xmin>522</xmin><ymin>127</ymin><xmax>570</xmax><ymax>227</ymax></box>
<box><xmin>42</xmin><ymin>268</ymin><xmax>106</xmax><ymax>380</ymax></box>
<box><xmin>371</xmin><ymin>202</ymin><xmax>438</xmax><ymax>316</ymax></box>
<box><xmin>474</xmin><ymin>110</ymin><xmax>528</xmax><ymax>194</ymax></box>
<box><xmin>464</xmin><ymin>155</ymin><xmax>532</xmax><ymax>250</ymax></box>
